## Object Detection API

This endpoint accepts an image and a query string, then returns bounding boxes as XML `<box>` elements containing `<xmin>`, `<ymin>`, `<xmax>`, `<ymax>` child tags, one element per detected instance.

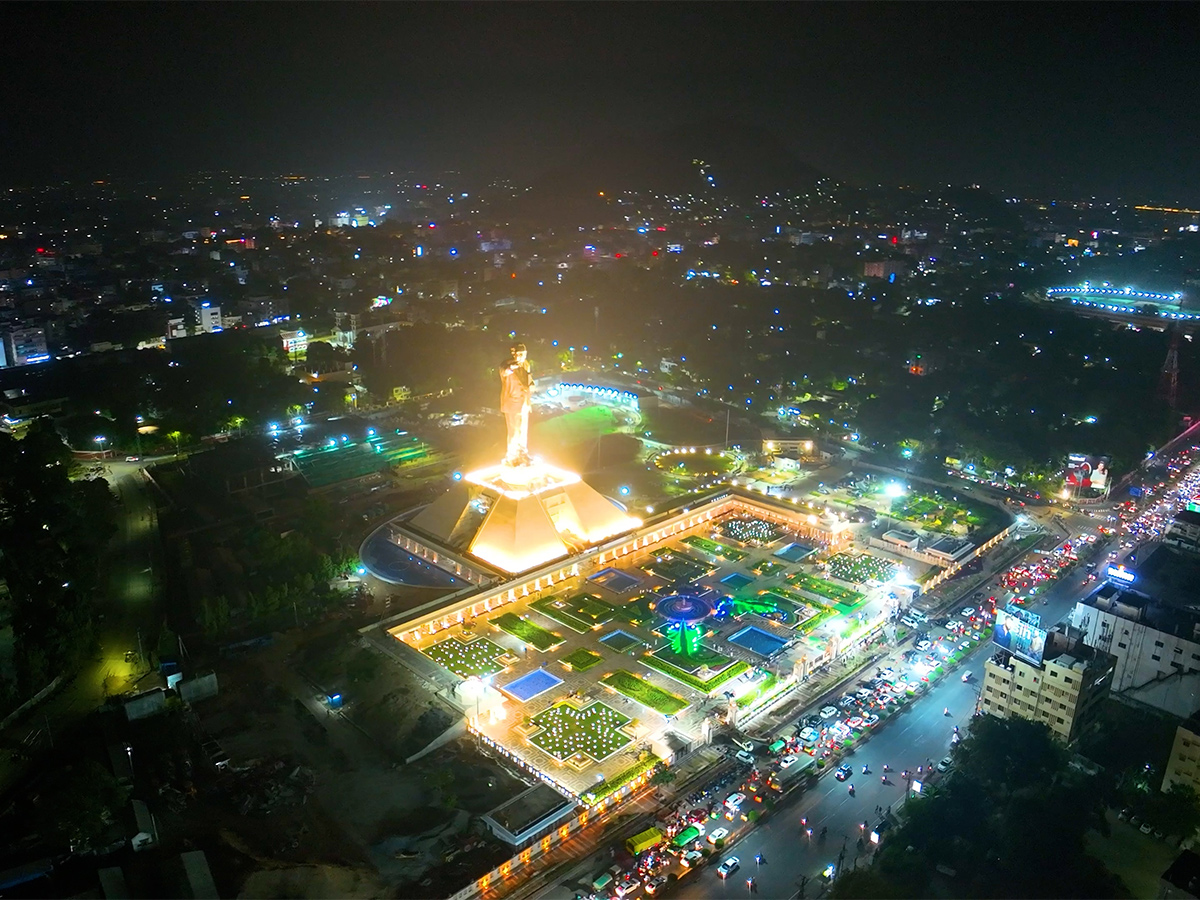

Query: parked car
<box><xmin>644</xmin><ymin>875</ymin><xmax>669</xmax><ymax>894</ymax></box>
<box><xmin>1140</xmin><ymin>822</ymin><xmax>1154</xmax><ymax>835</ymax></box>
<box><xmin>735</xmin><ymin>749</ymin><xmax>755</xmax><ymax>765</ymax></box>
<box><xmin>820</xmin><ymin>706</ymin><xmax>839</xmax><ymax>719</ymax></box>
<box><xmin>717</xmin><ymin>857</ymin><xmax>740</xmax><ymax>879</ymax></box>
<box><xmin>937</xmin><ymin>756</ymin><xmax>954</xmax><ymax>773</ymax></box>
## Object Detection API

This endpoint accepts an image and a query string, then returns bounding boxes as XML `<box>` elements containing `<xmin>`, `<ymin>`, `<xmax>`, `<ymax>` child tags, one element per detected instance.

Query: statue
<box><xmin>500</xmin><ymin>342</ymin><xmax>532</xmax><ymax>466</ymax></box>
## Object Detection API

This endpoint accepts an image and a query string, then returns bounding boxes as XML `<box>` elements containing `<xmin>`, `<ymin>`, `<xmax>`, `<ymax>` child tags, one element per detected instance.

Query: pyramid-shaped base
<box><xmin>409</xmin><ymin>460</ymin><xmax>640</xmax><ymax>574</ymax></box>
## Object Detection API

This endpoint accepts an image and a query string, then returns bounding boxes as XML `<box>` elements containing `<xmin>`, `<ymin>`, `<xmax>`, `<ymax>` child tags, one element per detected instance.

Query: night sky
<box><xmin>7</xmin><ymin>2</ymin><xmax>1199</xmax><ymax>200</ymax></box>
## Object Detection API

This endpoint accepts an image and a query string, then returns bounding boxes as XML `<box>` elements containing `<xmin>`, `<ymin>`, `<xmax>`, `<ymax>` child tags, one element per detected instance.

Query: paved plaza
<box><xmin>393</xmin><ymin>500</ymin><xmax>934</xmax><ymax>802</ymax></box>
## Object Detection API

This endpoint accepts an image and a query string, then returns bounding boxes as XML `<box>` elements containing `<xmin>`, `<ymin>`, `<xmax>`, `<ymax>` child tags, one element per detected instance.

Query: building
<box><xmin>980</xmin><ymin>630</ymin><xmax>1113</xmax><ymax>743</ymax></box>
<box><xmin>905</xmin><ymin>349</ymin><xmax>940</xmax><ymax>377</ymax></box>
<box><xmin>1160</xmin><ymin>849</ymin><xmax>1200</xmax><ymax>899</ymax></box>
<box><xmin>281</xmin><ymin>328</ymin><xmax>308</xmax><ymax>358</ymax></box>
<box><xmin>863</xmin><ymin>259</ymin><xmax>908</xmax><ymax>280</ymax></box>
<box><xmin>167</xmin><ymin>317</ymin><xmax>189</xmax><ymax>340</ymax></box>
<box><xmin>191</xmin><ymin>300</ymin><xmax>222</xmax><ymax>334</ymax></box>
<box><xmin>1162</xmin><ymin>716</ymin><xmax>1200</xmax><ymax>796</ymax></box>
<box><xmin>1166</xmin><ymin>510</ymin><xmax>1200</xmax><ymax>555</ymax></box>
<box><xmin>2</xmin><ymin>327</ymin><xmax>49</xmax><ymax>366</ymax></box>
<box><xmin>1071</xmin><ymin>584</ymin><xmax>1200</xmax><ymax>696</ymax></box>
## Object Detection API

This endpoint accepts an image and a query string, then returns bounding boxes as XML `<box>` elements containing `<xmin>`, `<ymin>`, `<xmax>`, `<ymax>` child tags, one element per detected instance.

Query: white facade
<box><xmin>1071</xmin><ymin>597</ymin><xmax>1200</xmax><ymax>693</ymax></box>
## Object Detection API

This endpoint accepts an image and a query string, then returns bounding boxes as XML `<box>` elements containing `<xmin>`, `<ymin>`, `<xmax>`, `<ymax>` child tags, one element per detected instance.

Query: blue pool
<box><xmin>502</xmin><ymin>668</ymin><xmax>564</xmax><ymax>702</ymax></box>
<box><xmin>774</xmin><ymin>542</ymin><xmax>815</xmax><ymax>563</ymax></box>
<box><xmin>359</xmin><ymin>529</ymin><xmax>465</xmax><ymax>588</ymax></box>
<box><xmin>588</xmin><ymin>567</ymin><xmax>640</xmax><ymax>593</ymax></box>
<box><xmin>721</xmin><ymin>572</ymin><xmax>755</xmax><ymax>590</ymax></box>
<box><xmin>600</xmin><ymin>630</ymin><xmax>642</xmax><ymax>653</ymax></box>
<box><xmin>728</xmin><ymin>626</ymin><xmax>789</xmax><ymax>657</ymax></box>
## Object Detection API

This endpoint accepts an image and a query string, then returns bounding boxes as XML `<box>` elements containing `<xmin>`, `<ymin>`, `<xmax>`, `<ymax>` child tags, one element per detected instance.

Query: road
<box><xmin>0</xmin><ymin>460</ymin><xmax>164</xmax><ymax>793</ymax></box>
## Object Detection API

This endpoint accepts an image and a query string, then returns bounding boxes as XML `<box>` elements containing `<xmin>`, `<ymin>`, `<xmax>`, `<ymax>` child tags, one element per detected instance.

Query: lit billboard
<box><xmin>993</xmin><ymin>608</ymin><xmax>1047</xmax><ymax>667</ymax></box>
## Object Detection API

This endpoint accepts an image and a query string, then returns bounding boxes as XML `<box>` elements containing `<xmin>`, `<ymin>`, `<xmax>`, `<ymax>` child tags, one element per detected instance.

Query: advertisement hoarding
<box><xmin>993</xmin><ymin>608</ymin><xmax>1047</xmax><ymax>667</ymax></box>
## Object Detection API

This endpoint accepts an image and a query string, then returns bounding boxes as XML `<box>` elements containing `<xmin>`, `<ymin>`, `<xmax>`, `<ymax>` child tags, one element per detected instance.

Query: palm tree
<box><xmin>168</xmin><ymin>430</ymin><xmax>182</xmax><ymax>457</ymax></box>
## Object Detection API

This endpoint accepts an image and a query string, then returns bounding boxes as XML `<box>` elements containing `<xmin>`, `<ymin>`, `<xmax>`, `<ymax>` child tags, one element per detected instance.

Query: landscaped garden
<box><xmin>493</xmin><ymin>613</ymin><xmax>564</xmax><ymax>651</ymax></box>
<box><xmin>641</xmin><ymin>550</ymin><xmax>712</xmax><ymax>583</ymax></box>
<box><xmin>602</xmin><ymin>670</ymin><xmax>689</xmax><ymax>715</ymax></box>
<box><xmin>787</xmin><ymin>572</ymin><xmax>866</xmax><ymax>606</ymax></box>
<box><xmin>886</xmin><ymin>490</ymin><xmax>997</xmax><ymax>533</ymax></box>
<box><xmin>752</xmin><ymin>560</ymin><xmax>789</xmax><ymax>578</ymax></box>
<box><xmin>682</xmin><ymin>534</ymin><xmax>747</xmax><ymax>562</ymax></box>
<box><xmin>532</xmin><ymin>593</ymin><xmax>617</xmax><ymax>633</ymax></box>
<box><xmin>826</xmin><ymin>552</ymin><xmax>897</xmax><ymax>585</ymax></box>
<box><xmin>718</xmin><ymin>516</ymin><xmax>784</xmax><ymax>546</ymax></box>
<box><xmin>561</xmin><ymin>648</ymin><xmax>604</xmax><ymax>672</ymax></box>
<box><xmin>581</xmin><ymin>754</ymin><xmax>662</xmax><ymax>806</ymax></box>
<box><xmin>611</xmin><ymin>593</ymin><xmax>663</xmax><ymax>629</ymax></box>
<box><xmin>528</xmin><ymin>701</ymin><xmax>633</xmax><ymax>761</ymax></box>
<box><xmin>423</xmin><ymin>636</ymin><xmax>508</xmax><ymax>678</ymax></box>
<box><xmin>643</xmin><ymin>654</ymin><xmax>750</xmax><ymax>695</ymax></box>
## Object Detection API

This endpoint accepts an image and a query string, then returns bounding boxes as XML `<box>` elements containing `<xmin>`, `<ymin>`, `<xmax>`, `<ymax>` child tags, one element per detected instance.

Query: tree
<box><xmin>34</xmin><ymin>761</ymin><xmax>128</xmax><ymax>852</ymax></box>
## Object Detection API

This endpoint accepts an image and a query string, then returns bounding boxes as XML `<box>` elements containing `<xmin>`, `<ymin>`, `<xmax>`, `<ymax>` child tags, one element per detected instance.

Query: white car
<box><xmin>798</xmin><ymin>726</ymin><xmax>820</xmax><ymax>743</ymax></box>
<box><xmin>937</xmin><ymin>756</ymin><xmax>954</xmax><ymax>772</ymax></box>
<box><xmin>681</xmin><ymin>850</ymin><xmax>704</xmax><ymax>868</ymax></box>
<box><xmin>961</xmin><ymin>607</ymin><xmax>976</xmax><ymax>618</ymax></box>
<box><xmin>735</xmin><ymin>749</ymin><xmax>756</xmax><ymax>765</ymax></box>
<box><xmin>717</xmin><ymin>857</ymin><xmax>740</xmax><ymax>879</ymax></box>
<box><xmin>644</xmin><ymin>875</ymin><xmax>669</xmax><ymax>895</ymax></box>
<box><xmin>820</xmin><ymin>705</ymin><xmax>839</xmax><ymax>719</ymax></box>
<box><xmin>780</xmin><ymin>754</ymin><xmax>799</xmax><ymax>768</ymax></box>
<box><xmin>708</xmin><ymin>827</ymin><xmax>730</xmax><ymax>844</ymax></box>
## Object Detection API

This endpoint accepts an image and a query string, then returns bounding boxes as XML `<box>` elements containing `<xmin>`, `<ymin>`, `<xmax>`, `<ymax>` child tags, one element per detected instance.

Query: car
<box><xmin>959</xmin><ymin>640</ymin><xmax>971</xmax><ymax>650</ymax></box>
<box><xmin>900</xmin><ymin>616</ymin><xmax>919</xmax><ymax>628</ymax></box>
<box><xmin>681</xmin><ymin>850</ymin><xmax>704</xmax><ymax>868</ymax></box>
<box><xmin>708</xmin><ymin>826</ymin><xmax>731</xmax><ymax>845</ymax></box>
<box><xmin>961</xmin><ymin>607</ymin><xmax>976</xmax><ymax>618</ymax></box>
<box><xmin>847</xmin><ymin>716</ymin><xmax>864</xmax><ymax>729</ymax></box>
<box><xmin>820</xmin><ymin>705</ymin><xmax>839</xmax><ymax>719</ymax></box>
<box><xmin>803</xmin><ymin>714</ymin><xmax>822</xmax><ymax>728</ymax></box>
<box><xmin>798</xmin><ymin>726</ymin><xmax>820</xmax><ymax>743</ymax></box>
<box><xmin>916</xmin><ymin>639</ymin><xmax>932</xmax><ymax>651</ymax></box>
<box><xmin>1117</xmin><ymin>808</ymin><xmax>1131</xmax><ymax>821</ymax></box>
<box><xmin>616</xmin><ymin>877</ymin><xmax>641</xmax><ymax>896</ymax></box>
<box><xmin>735</xmin><ymin>749</ymin><xmax>755</xmax><ymax>765</ymax></box>
<box><xmin>125</xmin><ymin>455</ymin><xmax>141</xmax><ymax>462</ymax></box>
<box><xmin>644</xmin><ymin>875</ymin><xmax>669</xmax><ymax>894</ymax></box>
<box><xmin>724</xmin><ymin>793</ymin><xmax>746</xmax><ymax>809</ymax></box>
<box><xmin>1140</xmin><ymin>822</ymin><xmax>1154</xmax><ymax>835</ymax></box>
<box><xmin>863</xmin><ymin>713</ymin><xmax>880</xmax><ymax>727</ymax></box>
<box><xmin>717</xmin><ymin>857</ymin><xmax>740</xmax><ymax>878</ymax></box>
<box><xmin>779</xmin><ymin>754</ymin><xmax>798</xmax><ymax>769</ymax></box>
<box><xmin>835</xmin><ymin>764</ymin><xmax>853</xmax><ymax>781</ymax></box>
<box><xmin>936</xmin><ymin>756</ymin><xmax>954</xmax><ymax>773</ymax></box>
<box><xmin>856</xmin><ymin>687</ymin><xmax>873</xmax><ymax>699</ymax></box>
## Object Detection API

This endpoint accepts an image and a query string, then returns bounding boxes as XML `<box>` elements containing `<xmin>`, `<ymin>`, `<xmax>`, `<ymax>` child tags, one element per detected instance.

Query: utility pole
<box><xmin>725</xmin><ymin>408</ymin><xmax>731</xmax><ymax>449</ymax></box>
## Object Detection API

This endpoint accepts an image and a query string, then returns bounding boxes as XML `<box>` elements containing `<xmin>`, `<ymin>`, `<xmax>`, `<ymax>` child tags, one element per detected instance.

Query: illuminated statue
<box><xmin>500</xmin><ymin>342</ymin><xmax>532</xmax><ymax>466</ymax></box>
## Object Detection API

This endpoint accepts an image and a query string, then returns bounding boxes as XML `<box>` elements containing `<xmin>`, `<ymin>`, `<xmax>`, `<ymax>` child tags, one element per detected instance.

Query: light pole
<box><xmin>125</xmin><ymin>743</ymin><xmax>134</xmax><ymax>777</ymax></box>
<box><xmin>94</xmin><ymin>435</ymin><xmax>108</xmax><ymax>457</ymax></box>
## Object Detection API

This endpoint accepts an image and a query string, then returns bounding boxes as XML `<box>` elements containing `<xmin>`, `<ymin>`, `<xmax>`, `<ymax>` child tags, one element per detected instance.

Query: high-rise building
<box><xmin>2</xmin><ymin>327</ymin><xmax>49</xmax><ymax>366</ymax></box>
<box><xmin>980</xmin><ymin>630</ymin><xmax>1113</xmax><ymax>743</ymax></box>
<box><xmin>192</xmin><ymin>300</ymin><xmax>222</xmax><ymax>334</ymax></box>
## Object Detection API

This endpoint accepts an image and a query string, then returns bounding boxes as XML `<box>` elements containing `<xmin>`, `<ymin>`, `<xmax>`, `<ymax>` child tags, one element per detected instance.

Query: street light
<box><xmin>94</xmin><ymin>435</ymin><xmax>108</xmax><ymax>455</ymax></box>
<box><xmin>125</xmin><ymin>743</ymin><xmax>134</xmax><ymax>777</ymax></box>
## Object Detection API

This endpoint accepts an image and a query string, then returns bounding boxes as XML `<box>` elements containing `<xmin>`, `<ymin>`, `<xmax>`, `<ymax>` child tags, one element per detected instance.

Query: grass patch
<box><xmin>532</xmin><ymin>593</ymin><xmax>617</xmax><ymax>633</ymax></box>
<box><xmin>787</xmin><ymin>572</ymin><xmax>865</xmax><ymax>606</ymax></box>
<box><xmin>682</xmin><ymin>534</ymin><xmax>747</xmax><ymax>562</ymax></box>
<box><xmin>642</xmin><ymin>655</ymin><xmax>751</xmax><ymax>695</ymax></box>
<box><xmin>422</xmin><ymin>637</ymin><xmax>507</xmax><ymax>679</ymax></box>
<box><xmin>735</xmin><ymin>673</ymin><xmax>780</xmax><ymax>709</ymax></box>
<box><xmin>493</xmin><ymin>613</ymin><xmax>563</xmax><ymax>651</ymax></box>
<box><xmin>581</xmin><ymin>754</ymin><xmax>662</xmax><ymax>806</ymax></box>
<box><xmin>528</xmin><ymin>701</ymin><xmax>632</xmax><ymax>761</ymax></box>
<box><xmin>561</xmin><ymin>648</ymin><xmax>603</xmax><ymax>672</ymax></box>
<box><xmin>602</xmin><ymin>670</ymin><xmax>688</xmax><ymax>715</ymax></box>
<box><xmin>752</xmin><ymin>560</ymin><xmax>789</xmax><ymax>578</ymax></box>
<box><xmin>826</xmin><ymin>552</ymin><xmax>896</xmax><ymax>584</ymax></box>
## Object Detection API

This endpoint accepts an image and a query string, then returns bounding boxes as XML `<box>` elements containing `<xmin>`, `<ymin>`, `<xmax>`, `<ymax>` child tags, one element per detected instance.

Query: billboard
<box><xmin>993</xmin><ymin>608</ymin><xmax>1047</xmax><ymax>667</ymax></box>
<box><xmin>1064</xmin><ymin>455</ymin><xmax>1110</xmax><ymax>493</ymax></box>
<box><xmin>1006</xmin><ymin>606</ymin><xmax>1042</xmax><ymax>629</ymax></box>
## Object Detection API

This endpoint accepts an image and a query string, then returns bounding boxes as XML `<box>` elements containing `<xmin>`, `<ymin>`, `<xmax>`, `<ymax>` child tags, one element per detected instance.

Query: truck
<box><xmin>626</xmin><ymin>827</ymin><xmax>664</xmax><ymax>856</ymax></box>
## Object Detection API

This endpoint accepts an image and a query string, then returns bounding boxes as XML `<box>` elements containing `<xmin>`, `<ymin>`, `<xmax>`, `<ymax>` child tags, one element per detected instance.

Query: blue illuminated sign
<box><xmin>1107</xmin><ymin>564</ymin><xmax>1136</xmax><ymax>584</ymax></box>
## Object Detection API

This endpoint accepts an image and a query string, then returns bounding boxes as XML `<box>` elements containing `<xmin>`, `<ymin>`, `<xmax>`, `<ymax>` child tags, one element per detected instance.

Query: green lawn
<box><xmin>643</xmin><ymin>655</ymin><xmax>751</xmax><ymax>695</ymax></box>
<box><xmin>423</xmin><ymin>637</ymin><xmax>507</xmax><ymax>678</ymax></box>
<box><xmin>612</xmin><ymin>593</ymin><xmax>663</xmax><ymax>629</ymax></box>
<box><xmin>787</xmin><ymin>572</ymin><xmax>865</xmax><ymax>607</ymax></box>
<box><xmin>681</xmin><ymin>535</ymin><xmax>747</xmax><ymax>562</ymax></box>
<box><xmin>641</xmin><ymin>550</ymin><xmax>712</xmax><ymax>582</ymax></box>
<box><xmin>532</xmin><ymin>593</ymin><xmax>617</xmax><ymax>633</ymax></box>
<box><xmin>528</xmin><ymin>701</ymin><xmax>632</xmax><ymax>761</ymax></box>
<box><xmin>651</xmin><ymin>644</ymin><xmax>731</xmax><ymax>673</ymax></box>
<box><xmin>752</xmin><ymin>560</ymin><xmax>789</xmax><ymax>578</ymax></box>
<box><xmin>561</xmin><ymin>648</ymin><xmax>603</xmax><ymax>672</ymax></box>
<box><xmin>493</xmin><ymin>613</ymin><xmax>564</xmax><ymax>651</ymax></box>
<box><xmin>602</xmin><ymin>670</ymin><xmax>688</xmax><ymax>715</ymax></box>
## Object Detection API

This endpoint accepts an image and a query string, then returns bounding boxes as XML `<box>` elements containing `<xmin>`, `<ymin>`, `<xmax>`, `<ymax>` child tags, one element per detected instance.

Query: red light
<box><xmin>656</xmin><ymin>226</ymin><xmax>667</xmax><ymax>231</ymax></box>
<box><xmin>614</xmin><ymin>253</ymin><xmax>622</xmax><ymax>258</ymax></box>
<box><xmin>891</xmin><ymin>235</ymin><xmax>898</xmax><ymax>245</ymax></box>
<box><xmin>36</xmin><ymin>247</ymin><xmax>45</xmax><ymax>253</ymax></box>
<box><xmin>511</xmin><ymin>273</ymin><xmax>516</xmax><ymax>279</ymax></box>
<box><xmin>651</xmin><ymin>250</ymin><xmax>659</xmax><ymax>257</ymax></box>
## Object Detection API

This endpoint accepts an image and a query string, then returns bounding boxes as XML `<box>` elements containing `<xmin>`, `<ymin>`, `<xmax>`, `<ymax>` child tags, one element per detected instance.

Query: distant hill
<box><xmin>498</xmin><ymin>120</ymin><xmax>824</xmax><ymax>223</ymax></box>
